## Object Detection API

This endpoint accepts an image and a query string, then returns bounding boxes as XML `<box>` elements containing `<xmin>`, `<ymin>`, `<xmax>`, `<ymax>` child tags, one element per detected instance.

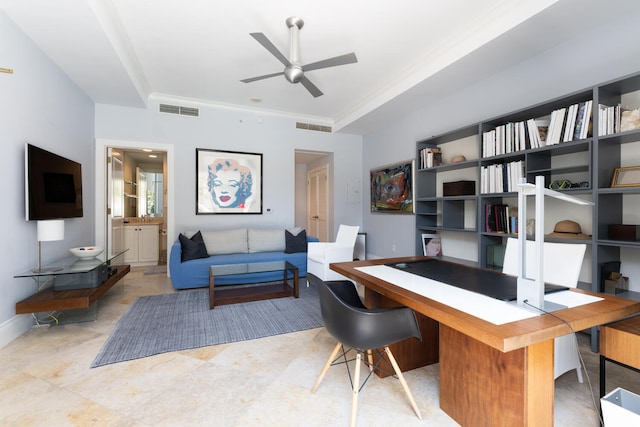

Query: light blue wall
<box><xmin>94</xmin><ymin>101</ymin><xmax>363</xmax><ymax>240</ymax></box>
<box><xmin>1</xmin><ymin>11</ymin><xmax>95</xmax><ymax>343</ymax></box>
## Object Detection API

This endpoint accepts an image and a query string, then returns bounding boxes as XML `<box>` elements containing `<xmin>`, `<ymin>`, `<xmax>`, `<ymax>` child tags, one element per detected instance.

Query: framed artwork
<box><xmin>422</xmin><ymin>233</ymin><xmax>442</xmax><ymax>256</ymax></box>
<box><xmin>611</xmin><ymin>166</ymin><xmax>640</xmax><ymax>188</ymax></box>
<box><xmin>196</xmin><ymin>149</ymin><xmax>262</xmax><ymax>214</ymax></box>
<box><xmin>370</xmin><ymin>159</ymin><xmax>414</xmax><ymax>213</ymax></box>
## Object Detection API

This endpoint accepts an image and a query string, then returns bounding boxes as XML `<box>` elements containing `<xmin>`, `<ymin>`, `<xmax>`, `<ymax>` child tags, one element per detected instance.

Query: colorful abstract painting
<box><xmin>370</xmin><ymin>160</ymin><xmax>414</xmax><ymax>213</ymax></box>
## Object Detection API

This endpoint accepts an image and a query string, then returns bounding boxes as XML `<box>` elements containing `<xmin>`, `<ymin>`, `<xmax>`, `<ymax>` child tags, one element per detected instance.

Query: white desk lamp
<box><xmin>516</xmin><ymin>176</ymin><xmax>593</xmax><ymax>311</ymax></box>
<box><xmin>34</xmin><ymin>219</ymin><xmax>65</xmax><ymax>273</ymax></box>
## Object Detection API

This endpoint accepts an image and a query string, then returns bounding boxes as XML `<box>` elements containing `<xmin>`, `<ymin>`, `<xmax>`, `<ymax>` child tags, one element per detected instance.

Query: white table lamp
<box><xmin>516</xmin><ymin>176</ymin><xmax>593</xmax><ymax>311</ymax></box>
<box><xmin>34</xmin><ymin>219</ymin><xmax>65</xmax><ymax>273</ymax></box>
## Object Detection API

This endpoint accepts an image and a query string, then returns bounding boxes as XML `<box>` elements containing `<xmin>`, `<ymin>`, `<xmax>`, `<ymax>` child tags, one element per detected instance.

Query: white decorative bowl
<box><xmin>69</xmin><ymin>246</ymin><xmax>104</xmax><ymax>259</ymax></box>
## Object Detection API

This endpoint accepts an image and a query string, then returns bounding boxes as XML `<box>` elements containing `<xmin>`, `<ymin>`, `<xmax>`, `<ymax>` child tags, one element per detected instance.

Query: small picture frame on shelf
<box><xmin>422</xmin><ymin>233</ymin><xmax>442</xmax><ymax>257</ymax></box>
<box><xmin>611</xmin><ymin>166</ymin><xmax>640</xmax><ymax>188</ymax></box>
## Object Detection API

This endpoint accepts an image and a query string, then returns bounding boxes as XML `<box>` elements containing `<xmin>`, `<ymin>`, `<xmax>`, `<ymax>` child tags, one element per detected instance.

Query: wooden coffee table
<box><xmin>209</xmin><ymin>260</ymin><xmax>299</xmax><ymax>309</ymax></box>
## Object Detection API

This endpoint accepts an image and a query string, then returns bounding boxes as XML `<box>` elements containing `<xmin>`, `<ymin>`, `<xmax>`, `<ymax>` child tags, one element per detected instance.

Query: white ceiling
<box><xmin>2</xmin><ymin>0</ymin><xmax>639</xmax><ymax>135</ymax></box>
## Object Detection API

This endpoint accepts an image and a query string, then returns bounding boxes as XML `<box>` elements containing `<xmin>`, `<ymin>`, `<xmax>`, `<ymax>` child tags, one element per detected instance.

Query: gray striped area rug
<box><xmin>91</xmin><ymin>284</ymin><xmax>322</xmax><ymax>367</ymax></box>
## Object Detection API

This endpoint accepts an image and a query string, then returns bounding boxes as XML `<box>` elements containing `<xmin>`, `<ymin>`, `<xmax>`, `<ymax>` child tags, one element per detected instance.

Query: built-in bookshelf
<box><xmin>415</xmin><ymin>71</ymin><xmax>640</xmax><ymax>351</ymax></box>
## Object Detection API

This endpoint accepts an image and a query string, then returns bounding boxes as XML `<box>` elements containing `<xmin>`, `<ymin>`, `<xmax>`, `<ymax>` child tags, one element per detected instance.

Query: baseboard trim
<box><xmin>0</xmin><ymin>314</ymin><xmax>33</xmax><ymax>350</ymax></box>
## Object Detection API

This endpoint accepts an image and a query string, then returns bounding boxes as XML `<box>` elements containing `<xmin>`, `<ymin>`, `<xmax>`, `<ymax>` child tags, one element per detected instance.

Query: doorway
<box><xmin>295</xmin><ymin>150</ymin><xmax>331</xmax><ymax>242</ymax></box>
<box><xmin>307</xmin><ymin>165</ymin><xmax>329</xmax><ymax>241</ymax></box>
<box><xmin>95</xmin><ymin>139</ymin><xmax>174</xmax><ymax>272</ymax></box>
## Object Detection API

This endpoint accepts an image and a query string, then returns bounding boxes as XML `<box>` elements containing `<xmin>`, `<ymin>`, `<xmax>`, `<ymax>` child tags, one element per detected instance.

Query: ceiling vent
<box><xmin>159</xmin><ymin>104</ymin><xmax>199</xmax><ymax>117</ymax></box>
<box><xmin>296</xmin><ymin>122</ymin><xmax>332</xmax><ymax>133</ymax></box>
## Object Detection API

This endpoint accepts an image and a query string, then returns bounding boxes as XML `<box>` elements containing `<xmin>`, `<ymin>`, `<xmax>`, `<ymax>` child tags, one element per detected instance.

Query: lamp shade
<box><xmin>37</xmin><ymin>219</ymin><xmax>65</xmax><ymax>242</ymax></box>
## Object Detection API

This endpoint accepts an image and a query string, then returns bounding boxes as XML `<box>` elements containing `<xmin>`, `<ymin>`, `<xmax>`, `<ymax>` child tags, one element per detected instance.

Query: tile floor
<box><xmin>1</xmin><ymin>267</ymin><xmax>639</xmax><ymax>426</ymax></box>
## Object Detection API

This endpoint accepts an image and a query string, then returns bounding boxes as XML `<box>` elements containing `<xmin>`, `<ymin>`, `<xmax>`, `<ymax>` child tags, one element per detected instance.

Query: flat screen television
<box><xmin>25</xmin><ymin>143</ymin><xmax>83</xmax><ymax>220</ymax></box>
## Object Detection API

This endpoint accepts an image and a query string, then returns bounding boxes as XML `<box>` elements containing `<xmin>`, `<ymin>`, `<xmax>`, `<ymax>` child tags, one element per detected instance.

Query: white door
<box><xmin>108</xmin><ymin>148</ymin><xmax>125</xmax><ymax>257</ymax></box>
<box><xmin>137</xmin><ymin>167</ymin><xmax>147</xmax><ymax>217</ymax></box>
<box><xmin>307</xmin><ymin>165</ymin><xmax>329</xmax><ymax>241</ymax></box>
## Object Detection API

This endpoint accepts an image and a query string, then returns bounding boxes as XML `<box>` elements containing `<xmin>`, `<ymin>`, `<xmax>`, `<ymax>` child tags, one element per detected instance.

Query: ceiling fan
<box><xmin>241</xmin><ymin>16</ymin><xmax>357</xmax><ymax>98</ymax></box>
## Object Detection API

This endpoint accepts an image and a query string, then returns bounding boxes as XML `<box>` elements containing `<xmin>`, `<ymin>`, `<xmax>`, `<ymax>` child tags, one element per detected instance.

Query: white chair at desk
<box><xmin>307</xmin><ymin>224</ymin><xmax>359</xmax><ymax>281</ymax></box>
<box><xmin>502</xmin><ymin>237</ymin><xmax>586</xmax><ymax>382</ymax></box>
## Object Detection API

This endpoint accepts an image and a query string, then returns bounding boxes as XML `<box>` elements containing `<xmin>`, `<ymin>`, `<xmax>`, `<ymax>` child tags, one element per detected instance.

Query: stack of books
<box><xmin>485</xmin><ymin>204</ymin><xmax>517</xmax><ymax>234</ymax></box>
<box><xmin>480</xmin><ymin>160</ymin><xmax>524</xmax><ymax>194</ymax></box>
<box><xmin>482</xmin><ymin>117</ymin><xmax>550</xmax><ymax>157</ymax></box>
<box><xmin>599</xmin><ymin>104</ymin><xmax>640</xmax><ymax>135</ymax></box>
<box><xmin>418</xmin><ymin>146</ymin><xmax>442</xmax><ymax>168</ymax></box>
<box><xmin>546</xmin><ymin>100</ymin><xmax>593</xmax><ymax>144</ymax></box>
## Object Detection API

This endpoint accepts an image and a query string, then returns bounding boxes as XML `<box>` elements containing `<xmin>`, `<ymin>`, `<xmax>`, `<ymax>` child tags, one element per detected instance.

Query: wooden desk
<box><xmin>331</xmin><ymin>256</ymin><xmax>640</xmax><ymax>427</ymax></box>
<box><xmin>600</xmin><ymin>315</ymin><xmax>640</xmax><ymax>397</ymax></box>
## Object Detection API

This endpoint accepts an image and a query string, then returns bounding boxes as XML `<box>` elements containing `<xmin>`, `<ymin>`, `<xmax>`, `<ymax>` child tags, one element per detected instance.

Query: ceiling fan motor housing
<box><xmin>285</xmin><ymin>65</ymin><xmax>304</xmax><ymax>83</ymax></box>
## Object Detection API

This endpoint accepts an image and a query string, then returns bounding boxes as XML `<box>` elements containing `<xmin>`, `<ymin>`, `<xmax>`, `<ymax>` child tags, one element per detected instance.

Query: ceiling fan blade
<box><xmin>300</xmin><ymin>76</ymin><xmax>323</xmax><ymax>98</ymax></box>
<box><xmin>249</xmin><ymin>32</ymin><xmax>291</xmax><ymax>67</ymax></box>
<box><xmin>240</xmin><ymin>71</ymin><xmax>284</xmax><ymax>83</ymax></box>
<box><xmin>302</xmin><ymin>52</ymin><xmax>357</xmax><ymax>72</ymax></box>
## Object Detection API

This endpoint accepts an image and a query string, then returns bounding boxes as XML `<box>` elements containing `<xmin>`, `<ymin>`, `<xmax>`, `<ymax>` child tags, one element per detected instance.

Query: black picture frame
<box><xmin>196</xmin><ymin>148</ymin><xmax>263</xmax><ymax>214</ymax></box>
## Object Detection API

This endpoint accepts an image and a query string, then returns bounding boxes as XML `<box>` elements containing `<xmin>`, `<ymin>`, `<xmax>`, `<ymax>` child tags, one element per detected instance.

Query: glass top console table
<box><xmin>14</xmin><ymin>250</ymin><xmax>130</xmax><ymax>325</ymax></box>
<box><xmin>15</xmin><ymin>250</ymin><xmax>127</xmax><ymax>279</ymax></box>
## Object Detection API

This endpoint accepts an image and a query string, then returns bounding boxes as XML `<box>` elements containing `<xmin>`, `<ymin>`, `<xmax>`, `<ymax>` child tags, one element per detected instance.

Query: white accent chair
<box><xmin>307</xmin><ymin>225</ymin><xmax>359</xmax><ymax>281</ymax></box>
<box><xmin>502</xmin><ymin>237</ymin><xmax>586</xmax><ymax>382</ymax></box>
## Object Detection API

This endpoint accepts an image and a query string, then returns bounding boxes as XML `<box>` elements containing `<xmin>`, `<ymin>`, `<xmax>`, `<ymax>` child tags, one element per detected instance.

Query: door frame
<box><xmin>95</xmin><ymin>138</ymin><xmax>175</xmax><ymax>275</ymax></box>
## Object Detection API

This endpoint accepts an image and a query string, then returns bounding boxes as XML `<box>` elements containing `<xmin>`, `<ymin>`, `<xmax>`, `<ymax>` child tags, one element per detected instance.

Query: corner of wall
<box><xmin>0</xmin><ymin>314</ymin><xmax>34</xmax><ymax>350</ymax></box>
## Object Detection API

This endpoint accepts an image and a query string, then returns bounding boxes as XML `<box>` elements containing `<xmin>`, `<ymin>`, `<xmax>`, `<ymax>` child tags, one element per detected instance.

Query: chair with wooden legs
<box><xmin>308</xmin><ymin>274</ymin><xmax>423</xmax><ymax>427</ymax></box>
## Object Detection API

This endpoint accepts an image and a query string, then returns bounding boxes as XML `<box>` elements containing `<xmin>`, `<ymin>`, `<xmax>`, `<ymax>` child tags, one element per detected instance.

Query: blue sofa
<box><xmin>169</xmin><ymin>228</ymin><xmax>318</xmax><ymax>290</ymax></box>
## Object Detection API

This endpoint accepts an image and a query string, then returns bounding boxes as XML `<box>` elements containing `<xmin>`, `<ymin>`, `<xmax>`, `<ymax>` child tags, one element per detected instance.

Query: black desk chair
<box><xmin>307</xmin><ymin>274</ymin><xmax>423</xmax><ymax>426</ymax></box>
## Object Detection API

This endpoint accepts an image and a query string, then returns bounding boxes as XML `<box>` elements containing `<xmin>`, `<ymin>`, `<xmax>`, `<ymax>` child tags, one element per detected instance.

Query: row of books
<box><xmin>598</xmin><ymin>104</ymin><xmax>640</xmax><ymax>135</ymax></box>
<box><xmin>546</xmin><ymin>100</ymin><xmax>592</xmax><ymax>145</ymax></box>
<box><xmin>418</xmin><ymin>146</ymin><xmax>442</xmax><ymax>169</ymax></box>
<box><xmin>481</xmin><ymin>100</ymin><xmax>593</xmax><ymax>157</ymax></box>
<box><xmin>480</xmin><ymin>160</ymin><xmax>524</xmax><ymax>194</ymax></box>
<box><xmin>482</xmin><ymin>119</ymin><xmax>546</xmax><ymax>157</ymax></box>
<box><xmin>485</xmin><ymin>204</ymin><xmax>518</xmax><ymax>234</ymax></box>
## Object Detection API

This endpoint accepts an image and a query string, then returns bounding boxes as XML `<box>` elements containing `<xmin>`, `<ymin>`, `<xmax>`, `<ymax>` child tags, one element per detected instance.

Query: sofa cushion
<box><xmin>285</xmin><ymin>229</ymin><xmax>307</xmax><ymax>253</ymax></box>
<box><xmin>178</xmin><ymin>231</ymin><xmax>209</xmax><ymax>262</ymax></box>
<box><xmin>248</xmin><ymin>228</ymin><xmax>285</xmax><ymax>253</ymax></box>
<box><xmin>201</xmin><ymin>229</ymin><xmax>249</xmax><ymax>255</ymax></box>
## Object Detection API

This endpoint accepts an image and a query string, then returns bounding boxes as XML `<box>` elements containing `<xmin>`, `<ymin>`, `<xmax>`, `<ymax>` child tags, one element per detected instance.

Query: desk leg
<box><xmin>600</xmin><ymin>355</ymin><xmax>606</xmax><ymax>398</ymax></box>
<box><xmin>440</xmin><ymin>325</ymin><xmax>554</xmax><ymax>427</ymax></box>
<box><xmin>209</xmin><ymin>275</ymin><xmax>215</xmax><ymax>309</ymax></box>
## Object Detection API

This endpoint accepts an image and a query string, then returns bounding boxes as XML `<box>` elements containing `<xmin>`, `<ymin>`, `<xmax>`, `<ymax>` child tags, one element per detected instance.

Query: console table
<box><xmin>15</xmin><ymin>251</ymin><xmax>130</xmax><ymax>323</ymax></box>
<box><xmin>331</xmin><ymin>256</ymin><xmax>640</xmax><ymax>427</ymax></box>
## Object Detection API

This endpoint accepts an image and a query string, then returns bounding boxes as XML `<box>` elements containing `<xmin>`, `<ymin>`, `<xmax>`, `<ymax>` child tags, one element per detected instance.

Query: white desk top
<box><xmin>356</xmin><ymin>265</ymin><xmax>603</xmax><ymax>325</ymax></box>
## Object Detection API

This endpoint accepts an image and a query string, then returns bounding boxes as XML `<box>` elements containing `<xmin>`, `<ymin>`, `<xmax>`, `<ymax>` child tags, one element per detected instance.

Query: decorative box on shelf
<box><xmin>443</xmin><ymin>180</ymin><xmax>475</xmax><ymax>196</ymax></box>
<box><xmin>609</xmin><ymin>224</ymin><xmax>640</xmax><ymax>241</ymax></box>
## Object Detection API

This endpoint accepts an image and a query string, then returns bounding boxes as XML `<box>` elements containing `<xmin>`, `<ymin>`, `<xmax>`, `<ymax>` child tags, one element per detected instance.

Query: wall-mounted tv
<box><xmin>25</xmin><ymin>143</ymin><xmax>83</xmax><ymax>221</ymax></box>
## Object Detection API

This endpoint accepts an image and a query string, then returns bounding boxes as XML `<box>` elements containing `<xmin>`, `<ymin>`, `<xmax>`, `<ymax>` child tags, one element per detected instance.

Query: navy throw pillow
<box><xmin>285</xmin><ymin>229</ymin><xmax>307</xmax><ymax>253</ymax></box>
<box><xmin>179</xmin><ymin>231</ymin><xmax>209</xmax><ymax>262</ymax></box>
